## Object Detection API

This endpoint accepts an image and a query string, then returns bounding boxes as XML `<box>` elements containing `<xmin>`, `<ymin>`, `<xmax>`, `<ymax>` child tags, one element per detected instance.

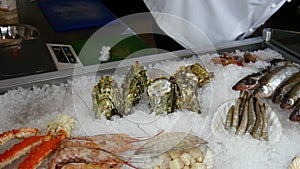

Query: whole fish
<box><xmin>232</xmin><ymin>91</ymin><xmax>246</xmax><ymax>128</ymax></box>
<box><xmin>251</xmin><ymin>99</ymin><xmax>263</xmax><ymax>139</ymax></box>
<box><xmin>224</xmin><ymin>105</ymin><xmax>234</xmax><ymax>130</ymax></box>
<box><xmin>260</xmin><ymin>102</ymin><xmax>269</xmax><ymax>141</ymax></box>
<box><xmin>254</xmin><ymin>65</ymin><xmax>299</xmax><ymax>98</ymax></box>
<box><xmin>232</xmin><ymin>59</ymin><xmax>291</xmax><ymax>91</ymax></box>
<box><xmin>238</xmin><ymin>90</ymin><xmax>249</xmax><ymax>123</ymax></box>
<box><xmin>280</xmin><ymin>82</ymin><xmax>300</xmax><ymax>109</ymax></box>
<box><xmin>236</xmin><ymin>93</ymin><xmax>250</xmax><ymax>136</ymax></box>
<box><xmin>272</xmin><ymin>71</ymin><xmax>300</xmax><ymax>104</ymax></box>
<box><xmin>232</xmin><ymin>71</ymin><xmax>266</xmax><ymax>91</ymax></box>
<box><xmin>246</xmin><ymin>95</ymin><xmax>256</xmax><ymax>133</ymax></box>
<box><xmin>289</xmin><ymin>101</ymin><xmax>300</xmax><ymax>121</ymax></box>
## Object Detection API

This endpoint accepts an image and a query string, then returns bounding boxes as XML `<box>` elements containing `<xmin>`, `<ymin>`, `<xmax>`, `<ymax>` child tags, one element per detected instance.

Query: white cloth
<box><xmin>143</xmin><ymin>0</ymin><xmax>287</xmax><ymax>48</ymax></box>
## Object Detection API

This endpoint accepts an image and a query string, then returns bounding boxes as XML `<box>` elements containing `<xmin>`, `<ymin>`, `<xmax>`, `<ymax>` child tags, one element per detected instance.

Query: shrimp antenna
<box><xmin>130</xmin><ymin>129</ymin><xmax>165</xmax><ymax>143</ymax></box>
<box><xmin>136</xmin><ymin>123</ymin><xmax>151</xmax><ymax>137</ymax></box>
<box><xmin>72</xmin><ymin>88</ymin><xmax>93</xmax><ymax>112</ymax></box>
<box><xmin>62</xmin><ymin>84</ymin><xmax>71</xmax><ymax>110</ymax></box>
<box><xmin>94</xmin><ymin>147</ymin><xmax>139</xmax><ymax>169</ymax></box>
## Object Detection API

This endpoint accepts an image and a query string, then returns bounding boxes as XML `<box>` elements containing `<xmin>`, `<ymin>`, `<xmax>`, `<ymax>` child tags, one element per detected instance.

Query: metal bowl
<box><xmin>0</xmin><ymin>24</ymin><xmax>40</xmax><ymax>47</ymax></box>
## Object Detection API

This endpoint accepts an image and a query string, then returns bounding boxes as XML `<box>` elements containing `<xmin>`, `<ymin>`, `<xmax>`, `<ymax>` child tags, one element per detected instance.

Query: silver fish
<box><xmin>232</xmin><ymin>71</ymin><xmax>267</xmax><ymax>91</ymax></box>
<box><xmin>231</xmin><ymin>91</ymin><xmax>245</xmax><ymax>128</ymax></box>
<box><xmin>254</xmin><ymin>65</ymin><xmax>299</xmax><ymax>98</ymax></box>
<box><xmin>236</xmin><ymin>93</ymin><xmax>250</xmax><ymax>136</ymax></box>
<box><xmin>280</xmin><ymin>82</ymin><xmax>300</xmax><ymax>109</ymax></box>
<box><xmin>289</xmin><ymin>101</ymin><xmax>300</xmax><ymax>121</ymax></box>
<box><xmin>238</xmin><ymin>90</ymin><xmax>249</xmax><ymax>124</ymax></box>
<box><xmin>260</xmin><ymin>102</ymin><xmax>269</xmax><ymax>141</ymax></box>
<box><xmin>246</xmin><ymin>95</ymin><xmax>256</xmax><ymax>133</ymax></box>
<box><xmin>225</xmin><ymin>105</ymin><xmax>234</xmax><ymax>130</ymax></box>
<box><xmin>232</xmin><ymin>59</ymin><xmax>291</xmax><ymax>91</ymax></box>
<box><xmin>272</xmin><ymin>71</ymin><xmax>300</xmax><ymax>104</ymax></box>
<box><xmin>251</xmin><ymin>98</ymin><xmax>263</xmax><ymax>139</ymax></box>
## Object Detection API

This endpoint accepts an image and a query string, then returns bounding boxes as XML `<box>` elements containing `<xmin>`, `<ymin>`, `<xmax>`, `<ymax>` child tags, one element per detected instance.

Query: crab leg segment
<box><xmin>18</xmin><ymin>134</ymin><xmax>66</xmax><ymax>169</ymax></box>
<box><xmin>0</xmin><ymin>131</ymin><xmax>14</xmax><ymax>146</ymax></box>
<box><xmin>0</xmin><ymin>128</ymin><xmax>38</xmax><ymax>145</ymax></box>
<box><xmin>0</xmin><ymin>135</ymin><xmax>46</xmax><ymax>168</ymax></box>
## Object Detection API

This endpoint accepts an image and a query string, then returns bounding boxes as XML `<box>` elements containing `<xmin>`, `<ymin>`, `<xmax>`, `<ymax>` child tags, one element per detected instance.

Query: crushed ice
<box><xmin>0</xmin><ymin>49</ymin><xmax>298</xmax><ymax>169</ymax></box>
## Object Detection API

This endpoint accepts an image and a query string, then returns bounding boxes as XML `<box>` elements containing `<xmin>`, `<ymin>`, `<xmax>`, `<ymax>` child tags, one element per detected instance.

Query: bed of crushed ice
<box><xmin>1</xmin><ymin>48</ymin><xmax>300</xmax><ymax>169</ymax></box>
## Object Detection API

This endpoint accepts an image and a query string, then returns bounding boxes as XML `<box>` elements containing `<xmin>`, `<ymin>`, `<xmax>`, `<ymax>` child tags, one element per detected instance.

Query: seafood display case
<box><xmin>1</xmin><ymin>28</ymin><xmax>300</xmax><ymax>169</ymax></box>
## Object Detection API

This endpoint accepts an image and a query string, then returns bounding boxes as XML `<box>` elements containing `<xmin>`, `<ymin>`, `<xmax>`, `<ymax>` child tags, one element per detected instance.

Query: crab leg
<box><xmin>0</xmin><ymin>135</ymin><xmax>46</xmax><ymax>168</ymax></box>
<box><xmin>18</xmin><ymin>134</ymin><xmax>66</xmax><ymax>169</ymax></box>
<box><xmin>0</xmin><ymin>128</ymin><xmax>38</xmax><ymax>146</ymax></box>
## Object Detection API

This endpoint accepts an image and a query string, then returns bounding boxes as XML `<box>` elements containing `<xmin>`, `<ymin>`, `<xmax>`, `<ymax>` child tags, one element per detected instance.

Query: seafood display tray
<box><xmin>1</xmin><ymin>29</ymin><xmax>299</xmax><ymax>94</ymax></box>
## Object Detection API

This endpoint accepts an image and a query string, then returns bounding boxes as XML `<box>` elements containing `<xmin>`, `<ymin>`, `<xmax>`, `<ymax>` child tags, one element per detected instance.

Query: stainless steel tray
<box><xmin>0</xmin><ymin>28</ymin><xmax>299</xmax><ymax>94</ymax></box>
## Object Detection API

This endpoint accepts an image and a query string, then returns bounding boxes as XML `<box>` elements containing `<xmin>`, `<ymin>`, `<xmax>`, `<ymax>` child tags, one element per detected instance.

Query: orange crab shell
<box><xmin>0</xmin><ymin>135</ymin><xmax>46</xmax><ymax>168</ymax></box>
<box><xmin>0</xmin><ymin>128</ymin><xmax>38</xmax><ymax>145</ymax></box>
<box><xmin>18</xmin><ymin>133</ymin><xmax>66</xmax><ymax>169</ymax></box>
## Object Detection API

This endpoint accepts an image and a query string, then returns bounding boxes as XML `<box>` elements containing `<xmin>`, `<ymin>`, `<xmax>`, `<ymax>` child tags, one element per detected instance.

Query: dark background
<box><xmin>2</xmin><ymin>0</ymin><xmax>299</xmax><ymax>80</ymax></box>
<box><xmin>253</xmin><ymin>0</ymin><xmax>300</xmax><ymax>36</ymax></box>
<box><xmin>100</xmin><ymin>0</ymin><xmax>300</xmax><ymax>36</ymax></box>
<box><xmin>100</xmin><ymin>0</ymin><xmax>300</xmax><ymax>49</ymax></box>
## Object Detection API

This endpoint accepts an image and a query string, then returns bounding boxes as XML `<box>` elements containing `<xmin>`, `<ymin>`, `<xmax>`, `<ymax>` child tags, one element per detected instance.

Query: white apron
<box><xmin>143</xmin><ymin>0</ymin><xmax>287</xmax><ymax>48</ymax></box>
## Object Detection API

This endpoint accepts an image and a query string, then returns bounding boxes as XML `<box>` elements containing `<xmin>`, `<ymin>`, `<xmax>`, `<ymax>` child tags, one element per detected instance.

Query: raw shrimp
<box><xmin>48</xmin><ymin>147</ymin><xmax>137</xmax><ymax>169</ymax></box>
